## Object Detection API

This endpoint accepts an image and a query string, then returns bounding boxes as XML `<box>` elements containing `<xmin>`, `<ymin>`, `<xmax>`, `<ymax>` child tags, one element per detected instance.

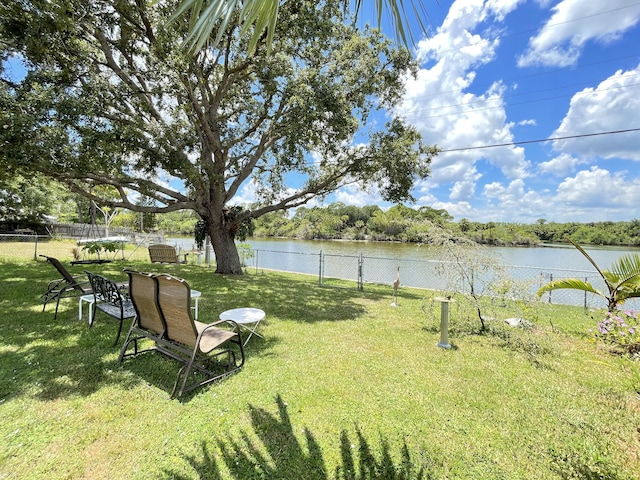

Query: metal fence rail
<box><xmin>246</xmin><ymin>248</ymin><xmax>637</xmax><ymax>310</ymax></box>
<box><xmin>2</xmin><ymin>236</ymin><xmax>637</xmax><ymax>310</ymax></box>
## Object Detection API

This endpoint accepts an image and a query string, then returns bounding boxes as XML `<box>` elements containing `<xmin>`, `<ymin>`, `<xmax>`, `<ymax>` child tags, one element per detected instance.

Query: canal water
<box><xmin>172</xmin><ymin>236</ymin><xmax>640</xmax><ymax>309</ymax></box>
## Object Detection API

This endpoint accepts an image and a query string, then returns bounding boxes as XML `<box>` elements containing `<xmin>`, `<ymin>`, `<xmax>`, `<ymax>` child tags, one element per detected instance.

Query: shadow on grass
<box><xmin>189</xmin><ymin>270</ymin><xmax>382</xmax><ymax>324</ymax></box>
<box><xmin>0</xmin><ymin>261</ymin><xmax>380</xmax><ymax>401</ymax></box>
<box><xmin>166</xmin><ymin>395</ymin><xmax>434</xmax><ymax>479</ymax></box>
<box><xmin>0</xmin><ymin>261</ymin><xmax>134</xmax><ymax>400</ymax></box>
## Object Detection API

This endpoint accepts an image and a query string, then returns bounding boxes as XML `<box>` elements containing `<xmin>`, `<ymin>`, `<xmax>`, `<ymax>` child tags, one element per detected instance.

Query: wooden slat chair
<box><xmin>118</xmin><ymin>269</ymin><xmax>167</xmax><ymax>360</ymax></box>
<box><xmin>148</xmin><ymin>244</ymin><xmax>188</xmax><ymax>264</ymax></box>
<box><xmin>86</xmin><ymin>271</ymin><xmax>136</xmax><ymax>346</ymax></box>
<box><xmin>40</xmin><ymin>255</ymin><xmax>92</xmax><ymax>320</ymax></box>
<box><xmin>155</xmin><ymin>274</ymin><xmax>245</xmax><ymax>398</ymax></box>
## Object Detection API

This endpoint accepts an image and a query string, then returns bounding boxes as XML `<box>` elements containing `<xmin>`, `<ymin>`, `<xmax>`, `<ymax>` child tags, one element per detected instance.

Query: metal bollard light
<box><xmin>434</xmin><ymin>296</ymin><xmax>453</xmax><ymax>349</ymax></box>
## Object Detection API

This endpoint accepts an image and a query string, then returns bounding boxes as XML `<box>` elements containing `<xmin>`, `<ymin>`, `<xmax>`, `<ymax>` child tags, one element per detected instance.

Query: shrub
<box><xmin>596</xmin><ymin>310</ymin><xmax>640</xmax><ymax>352</ymax></box>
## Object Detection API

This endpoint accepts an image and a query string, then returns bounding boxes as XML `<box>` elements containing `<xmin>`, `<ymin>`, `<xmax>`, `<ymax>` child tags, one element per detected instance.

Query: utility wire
<box><xmin>439</xmin><ymin>128</ymin><xmax>640</xmax><ymax>153</ymax></box>
<box><xmin>302</xmin><ymin>128</ymin><xmax>640</xmax><ymax>166</ymax></box>
<box><xmin>409</xmin><ymin>77</ymin><xmax>640</xmax><ymax>117</ymax></box>
<box><xmin>423</xmin><ymin>2</ymin><xmax>640</xmax><ymax>58</ymax></box>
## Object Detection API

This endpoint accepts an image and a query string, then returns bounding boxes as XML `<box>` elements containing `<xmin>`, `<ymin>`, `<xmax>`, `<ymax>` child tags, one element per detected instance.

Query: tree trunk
<box><xmin>209</xmin><ymin>224</ymin><xmax>243</xmax><ymax>274</ymax></box>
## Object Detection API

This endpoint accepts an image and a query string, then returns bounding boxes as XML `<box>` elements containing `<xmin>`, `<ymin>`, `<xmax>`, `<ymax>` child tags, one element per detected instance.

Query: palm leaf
<box><xmin>608</xmin><ymin>253</ymin><xmax>640</xmax><ymax>283</ymax></box>
<box><xmin>566</xmin><ymin>237</ymin><xmax>606</xmax><ymax>280</ymax></box>
<box><xmin>239</xmin><ymin>0</ymin><xmax>279</xmax><ymax>55</ymax></box>
<box><xmin>169</xmin><ymin>0</ymin><xmax>244</xmax><ymax>53</ymax></box>
<box><xmin>173</xmin><ymin>0</ymin><xmax>433</xmax><ymax>54</ymax></box>
<box><xmin>537</xmin><ymin>278</ymin><xmax>601</xmax><ymax>297</ymax></box>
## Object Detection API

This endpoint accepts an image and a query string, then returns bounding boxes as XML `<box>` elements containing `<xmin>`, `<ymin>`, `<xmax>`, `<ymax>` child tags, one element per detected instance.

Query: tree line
<box><xmin>3</xmin><ymin>175</ymin><xmax>640</xmax><ymax>247</ymax></box>
<box><xmin>251</xmin><ymin>202</ymin><xmax>640</xmax><ymax>247</ymax></box>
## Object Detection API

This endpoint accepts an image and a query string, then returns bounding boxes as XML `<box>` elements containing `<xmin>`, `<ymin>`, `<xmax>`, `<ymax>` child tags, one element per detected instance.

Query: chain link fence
<box><xmin>0</xmin><ymin>234</ymin><xmax>154</xmax><ymax>262</ymax></box>
<box><xmin>247</xmin><ymin>248</ymin><xmax>637</xmax><ymax>310</ymax></box>
<box><xmin>2</xmin><ymin>235</ymin><xmax>636</xmax><ymax>310</ymax></box>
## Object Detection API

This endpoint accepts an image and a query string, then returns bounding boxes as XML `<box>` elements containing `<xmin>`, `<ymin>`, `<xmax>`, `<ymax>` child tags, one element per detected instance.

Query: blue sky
<box><xmin>239</xmin><ymin>0</ymin><xmax>640</xmax><ymax>223</ymax></box>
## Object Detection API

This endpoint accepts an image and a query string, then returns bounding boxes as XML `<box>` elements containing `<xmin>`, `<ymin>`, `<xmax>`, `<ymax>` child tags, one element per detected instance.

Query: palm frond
<box><xmin>537</xmin><ymin>278</ymin><xmax>601</xmax><ymax>297</ymax></box>
<box><xmin>608</xmin><ymin>253</ymin><xmax>640</xmax><ymax>283</ymax></box>
<box><xmin>173</xmin><ymin>0</ymin><xmax>432</xmax><ymax>54</ymax></box>
<box><xmin>239</xmin><ymin>0</ymin><xmax>279</xmax><ymax>55</ymax></box>
<box><xmin>566</xmin><ymin>236</ymin><xmax>606</xmax><ymax>280</ymax></box>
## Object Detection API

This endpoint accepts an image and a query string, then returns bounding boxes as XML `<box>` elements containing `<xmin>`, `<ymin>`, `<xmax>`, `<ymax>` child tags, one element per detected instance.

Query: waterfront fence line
<box><xmin>0</xmin><ymin>234</ymin><xmax>633</xmax><ymax>309</ymax></box>
<box><xmin>247</xmin><ymin>248</ymin><xmax>626</xmax><ymax>310</ymax></box>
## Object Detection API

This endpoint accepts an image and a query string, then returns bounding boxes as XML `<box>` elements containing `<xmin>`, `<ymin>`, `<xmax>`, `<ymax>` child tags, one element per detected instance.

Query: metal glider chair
<box><xmin>40</xmin><ymin>255</ymin><xmax>92</xmax><ymax>320</ymax></box>
<box><xmin>148</xmin><ymin>244</ymin><xmax>188</xmax><ymax>264</ymax></box>
<box><xmin>118</xmin><ymin>270</ymin><xmax>167</xmax><ymax>358</ymax></box>
<box><xmin>119</xmin><ymin>272</ymin><xmax>245</xmax><ymax>398</ymax></box>
<box><xmin>86</xmin><ymin>271</ymin><xmax>135</xmax><ymax>346</ymax></box>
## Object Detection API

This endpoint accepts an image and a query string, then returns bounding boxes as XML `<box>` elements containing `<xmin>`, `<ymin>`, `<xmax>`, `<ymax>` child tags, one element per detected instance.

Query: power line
<box><xmin>439</xmin><ymin>128</ymin><xmax>640</xmax><ymax>153</ymax></box>
<box><xmin>406</xmin><ymin>80</ymin><xmax>640</xmax><ymax>120</ymax></box>
<box><xmin>301</xmin><ymin>128</ymin><xmax>640</xmax><ymax>166</ymax></box>
<box><xmin>423</xmin><ymin>3</ymin><xmax>640</xmax><ymax>58</ymax></box>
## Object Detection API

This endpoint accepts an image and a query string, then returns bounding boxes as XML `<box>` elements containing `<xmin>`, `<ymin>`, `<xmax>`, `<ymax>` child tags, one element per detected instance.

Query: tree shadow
<box><xmin>165</xmin><ymin>395</ymin><xmax>434</xmax><ymax>479</ymax></box>
<box><xmin>0</xmin><ymin>261</ymin><xmax>137</xmax><ymax>400</ymax></box>
<box><xmin>0</xmin><ymin>260</ymin><xmax>372</xmax><ymax>401</ymax></box>
<box><xmin>194</xmin><ymin>271</ymin><xmax>381</xmax><ymax>324</ymax></box>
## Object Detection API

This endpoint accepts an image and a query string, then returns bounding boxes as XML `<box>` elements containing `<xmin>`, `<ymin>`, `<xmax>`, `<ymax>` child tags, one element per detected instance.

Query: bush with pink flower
<box><xmin>596</xmin><ymin>310</ymin><xmax>640</xmax><ymax>351</ymax></box>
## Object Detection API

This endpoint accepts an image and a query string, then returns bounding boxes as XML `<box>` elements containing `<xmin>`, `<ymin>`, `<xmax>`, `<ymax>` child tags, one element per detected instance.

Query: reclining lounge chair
<box><xmin>40</xmin><ymin>255</ymin><xmax>92</xmax><ymax>320</ymax></box>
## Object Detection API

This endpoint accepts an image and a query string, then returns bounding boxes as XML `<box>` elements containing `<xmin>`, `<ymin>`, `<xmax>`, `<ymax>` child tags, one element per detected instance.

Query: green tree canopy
<box><xmin>1</xmin><ymin>0</ymin><xmax>436</xmax><ymax>273</ymax></box>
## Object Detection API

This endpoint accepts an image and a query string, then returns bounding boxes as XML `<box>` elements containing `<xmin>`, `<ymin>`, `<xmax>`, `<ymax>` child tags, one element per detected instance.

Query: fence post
<box><xmin>357</xmin><ymin>254</ymin><xmax>364</xmax><ymax>290</ymax></box>
<box><xmin>318</xmin><ymin>251</ymin><xmax>323</xmax><ymax>286</ymax></box>
<box><xmin>255</xmin><ymin>249</ymin><xmax>259</xmax><ymax>274</ymax></box>
<box><xmin>33</xmin><ymin>234</ymin><xmax>38</xmax><ymax>261</ymax></box>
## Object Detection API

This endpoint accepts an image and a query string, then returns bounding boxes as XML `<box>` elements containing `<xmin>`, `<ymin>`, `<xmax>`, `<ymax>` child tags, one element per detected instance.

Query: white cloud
<box><xmin>334</xmin><ymin>184</ymin><xmax>383</xmax><ymax>207</ymax></box>
<box><xmin>417</xmin><ymin>197</ymin><xmax>477</xmax><ymax>219</ymax></box>
<box><xmin>518</xmin><ymin>0</ymin><xmax>640</xmax><ymax>67</ymax></box>
<box><xmin>230</xmin><ymin>179</ymin><xmax>259</xmax><ymax>205</ymax></box>
<box><xmin>551</xmin><ymin>64</ymin><xmax>640</xmax><ymax>161</ymax></box>
<box><xmin>450</xmin><ymin>177</ymin><xmax>478</xmax><ymax>201</ymax></box>
<box><xmin>400</xmin><ymin>0</ymin><xmax>528</xmax><ymax>206</ymax></box>
<box><xmin>537</xmin><ymin>153</ymin><xmax>584</xmax><ymax>176</ymax></box>
<box><xmin>555</xmin><ymin>166</ymin><xmax>640</xmax><ymax>208</ymax></box>
<box><xmin>481</xmin><ymin>179</ymin><xmax>554</xmax><ymax>221</ymax></box>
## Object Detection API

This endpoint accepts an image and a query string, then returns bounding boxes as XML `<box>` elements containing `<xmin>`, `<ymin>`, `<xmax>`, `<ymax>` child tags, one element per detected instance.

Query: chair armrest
<box><xmin>46</xmin><ymin>277</ymin><xmax>67</xmax><ymax>289</ymax></box>
<box><xmin>204</xmin><ymin>319</ymin><xmax>241</xmax><ymax>331</ymax></box>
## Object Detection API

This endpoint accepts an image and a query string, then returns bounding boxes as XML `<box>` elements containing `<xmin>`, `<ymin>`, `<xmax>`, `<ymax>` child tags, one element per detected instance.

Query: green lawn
<box><xmin>0</xmin><ymin>251</ymin><xmax>639</xmax><ymax>479</ymax></box>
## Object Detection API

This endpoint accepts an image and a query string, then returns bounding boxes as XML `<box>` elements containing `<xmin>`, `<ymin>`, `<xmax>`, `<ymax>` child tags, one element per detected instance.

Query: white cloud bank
<box><xmin>552</xmin><ymin>63</ymin><xmax>640</xmax><ymax>161</ymax></box>
<box><xmin>330</xmin><ymin>0</ymin><xmax>640</xmax><ymax>223</ymax></box>
<box><xmin>518</xmin><ymin>0</ymin><xmax>640</xmax><ymax>67</ymax></box>
<box><xmin>396</xmin><ymin>0</ymin><xmax>529</xmax><ymax>213</ymax></box>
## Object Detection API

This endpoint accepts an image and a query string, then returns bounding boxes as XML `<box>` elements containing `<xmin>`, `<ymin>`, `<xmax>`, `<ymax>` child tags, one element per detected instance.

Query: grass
<box><xmin>0</xmin><ymin>242</ymin><xmax>639</xmax><ymax>479</ymax></box>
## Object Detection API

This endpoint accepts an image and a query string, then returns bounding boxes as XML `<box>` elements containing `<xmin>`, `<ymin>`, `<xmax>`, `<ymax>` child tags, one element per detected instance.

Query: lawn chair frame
<box><xmin>119</xmin><ymin>271</ymin><xmax>245</xmax><ymax>398</ymax></box>
<box><xmin>86</xmin><ymin>271</ymin><xmax>135</xmax><ymax>346</ymax></box>
<box><xmin>40</xmin><ymin>255</ymin><xmax>92</xmax><ymax>320</ymax></box>
<box><xmin>148</xmin><ymin>245</ymin><xmax>188</xmax><ymax>264</ymax></box>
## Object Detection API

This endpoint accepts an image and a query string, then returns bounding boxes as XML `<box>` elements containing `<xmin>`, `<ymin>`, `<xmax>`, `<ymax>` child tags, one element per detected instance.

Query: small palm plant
<box><xmin>537</xmin><ymin>237</ymin><xmax>640</xmax><ymax>312</ymax></box>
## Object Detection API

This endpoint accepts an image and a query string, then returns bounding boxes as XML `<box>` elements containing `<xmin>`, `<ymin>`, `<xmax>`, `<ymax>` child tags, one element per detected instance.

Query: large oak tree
<box><xmin>0</xmin><ymin>0</ymin><xmax>436</xmax><ymax>273</ymax></box>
